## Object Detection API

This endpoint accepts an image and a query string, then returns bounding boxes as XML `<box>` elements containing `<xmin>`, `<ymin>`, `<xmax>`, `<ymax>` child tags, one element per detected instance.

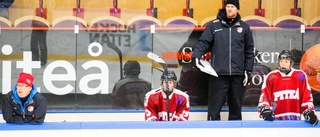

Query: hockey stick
<box><xmin>147</xmin><ymin>52</ymin><xmax>170</xmax><ymax>121</ymax></box>
<box><xmin>195</xmin><ymin>59</ymin><xmax>218</xmax><ymax>77</ymax></box>
<box><xmin>147</xmin><ymin>52</ymin><xmax>167</xmax><ymax>72</ymax></box>
<box><xmin>265</xmin><ymin>97</ymin><xmax>277</xmax><ymax>112</ymax></box>
<box><xmin>258</xmin><ymin>96</ymin><xmax>277</xmax><ymax>120</ymax></box>
<box><xmin>106</xmin><ymin>41</ymin><xmax>123</xmax><ymax>79</ymax></box>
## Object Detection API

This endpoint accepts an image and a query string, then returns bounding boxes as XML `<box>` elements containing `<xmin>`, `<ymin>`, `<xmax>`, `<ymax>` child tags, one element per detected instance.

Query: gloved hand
<box><xmin>192</xmin><ymin>58</ymin><xmax>204</xmax><ymax>68</ymax></box>
<box><xmin>303</xmin><ymin>109</ymin><xmax>318</xmax><ymax>126</ymax></box>
<box><xmin>243</xmin><ymin>70</ymin><xmax>251</xmax><ymax>86</ymax></box>
<box><xmin>259</xmin><ymin>106</ymin><xmax>275</xmax><ymax>121</ymax></box>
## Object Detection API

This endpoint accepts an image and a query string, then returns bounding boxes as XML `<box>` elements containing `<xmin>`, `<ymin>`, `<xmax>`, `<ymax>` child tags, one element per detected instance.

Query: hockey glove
<box><xmin>243</xmin><ymin>71</ymin><xmax>251</xmax><ymax>86</ymax></box>
<box><xmin>303</xmin><ymin>109</ymin><xmax>318</xmax><ymax>126</ymax></box>
<box><xmin>260</xmin><ymin>107</ymin><xmax>275</xmax><ymax>121</ymax></box>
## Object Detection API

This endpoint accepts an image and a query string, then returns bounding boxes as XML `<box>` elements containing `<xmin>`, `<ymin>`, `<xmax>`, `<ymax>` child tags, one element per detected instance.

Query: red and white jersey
<box><xmin>258</xmin><ymin>68</ymin><xmax>315</xmax><ymax>120</ymax></box>
<box><xmin>144</xmin><ymin>87</ymin><xmax>190</xmax><ymax>121</ymax></box>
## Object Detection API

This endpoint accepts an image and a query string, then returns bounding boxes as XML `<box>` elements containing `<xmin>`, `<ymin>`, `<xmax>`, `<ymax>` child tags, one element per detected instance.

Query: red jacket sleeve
<box><xmin>299</xmin><ymin>71</ymin><xmax>315</xmax><ymax>113</ymax></box>
<box><xmin>171</xmin><ymin>95</ymin><xmax>190</xmax><ymax>121</ymax></box>
<box><xmin>144</xmin><ymin>92</ymin><xmax>159</xmax><ymax>121</ymax></box>
<box><xmin>257</xmin><ymin>72</ymin><xmax>276</xmax><ymax>119</ymax></box>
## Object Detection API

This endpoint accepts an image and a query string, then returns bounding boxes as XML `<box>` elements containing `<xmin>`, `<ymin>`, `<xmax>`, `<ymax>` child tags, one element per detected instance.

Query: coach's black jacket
<box><xmin>192</xmin><ymin>9</ymin><xmax>254</xmax><ymax>75</ymax></box>
<box><xmin>2</xmin><ymin>84</ymin><xmax>47</xmax><ymax>124</ymax></box>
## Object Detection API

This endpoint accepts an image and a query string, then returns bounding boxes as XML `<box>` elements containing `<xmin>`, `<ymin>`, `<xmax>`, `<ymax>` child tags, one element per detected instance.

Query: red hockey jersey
<box><xmin>258</xmin><ymin>69</ymin><xmax>315</xmax><ymax>120</ymax></box>
<box><xmin>144</xmin><ymin>87</ymin><xmax>190</xmax><ymax>121</ymax></box>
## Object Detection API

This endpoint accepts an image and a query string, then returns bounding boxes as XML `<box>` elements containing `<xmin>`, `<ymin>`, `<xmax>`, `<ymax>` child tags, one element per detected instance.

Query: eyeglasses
<box><xmin>17</xmin><ymin>84</ymin><xmax>29</xmax><ymax>88</ymax></box>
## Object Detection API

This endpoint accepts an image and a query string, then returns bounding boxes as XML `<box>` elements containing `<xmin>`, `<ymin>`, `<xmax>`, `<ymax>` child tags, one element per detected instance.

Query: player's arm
<box><xmin>300</xmin><ymin>72</ymin><xmax>318</xmax><ymax>125</ymax></box>
<box><xmin>300</xmin><ymin>71</ymin><xmax>315</xmax><ymax>111</ymax></box>
<box><xmin>257</xmin><ymin>75</ymin><xmax>275</xmax><ymax>120</ymax></box>
<box><xmin>172</xmin><ymin>94</ymin><xmax>190</xmax><ymax>121</ymax></box>
<box><xmin>144</xmin><ymin>93</ymin><xmax>158</xmax><ymax>121</ymax></box>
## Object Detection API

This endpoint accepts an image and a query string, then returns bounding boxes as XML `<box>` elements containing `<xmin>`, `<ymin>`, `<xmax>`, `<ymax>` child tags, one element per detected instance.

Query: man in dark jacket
<box><xmin>2</xmin><ymin>72</ymin><xmax>47</xmax><ymax>123</ymax></box>
<box><xmin>112</xmin><ymin>60</ymin><xmax>151</xmax><ymax>110</ymax></box>
<box><xmin>192</xmin><ymin>0</ymin><xmax>254</xmax><ymax>120</ymax></box>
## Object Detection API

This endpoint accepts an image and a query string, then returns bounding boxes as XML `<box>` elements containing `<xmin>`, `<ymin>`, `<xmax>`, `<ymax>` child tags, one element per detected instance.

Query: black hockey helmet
<box><xmin>278</xmin><ymin>50</ymin><xmax>294</xmax><ymax>64</ymax></box>
<box><xmin>124</xmin><ymin>60</ymin><xmax>141</xmax><ymax>76</ymax></box>
<box><xmin>278</xmin><ymin>50</ymin><xmax>294</xmax><ymax>74</ymax></box>
<box><xmin>161</xmin><ymin>70</ymin><xmax>177</xmax><ymax>81</ymax></box>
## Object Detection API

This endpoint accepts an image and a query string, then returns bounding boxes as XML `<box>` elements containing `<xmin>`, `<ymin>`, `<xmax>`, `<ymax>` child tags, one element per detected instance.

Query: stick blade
<box><xmin>196</xmin><ymin>59</ymin><xmax>218</xmax><ymax>77</ymax></box>
<box><xmin>147</xmin><ymin>52</ymin><xmax>165</xmax><ymax>64</ymax></box>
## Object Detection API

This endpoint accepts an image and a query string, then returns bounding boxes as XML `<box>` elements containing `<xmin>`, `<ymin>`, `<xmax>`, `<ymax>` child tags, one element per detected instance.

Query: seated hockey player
<box><xmin>257</xmin><ymin>50</ymin><xmax>318</xmax><ymax>125</ymax></box>
<box><xmin>144</xmin><ymin>70</ymin><xmax>190</xmax><ymax>121</ymax></box>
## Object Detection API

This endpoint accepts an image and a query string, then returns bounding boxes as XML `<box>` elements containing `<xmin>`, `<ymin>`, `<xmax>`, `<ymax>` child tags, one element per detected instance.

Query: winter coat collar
<box><xmin>217</xmin><ymin>9</ymin><xmax>241</xmax><ymax>26</ymax></box>
<box><xmin>12</xmin><ymin>84</ymin><xmax>38</xmax><ymax>113</ymax></box>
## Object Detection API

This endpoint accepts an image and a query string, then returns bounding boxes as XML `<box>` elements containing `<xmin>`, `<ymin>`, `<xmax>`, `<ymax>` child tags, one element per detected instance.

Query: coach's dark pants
<box><xmin>207</xmin><ymin>75</ymin><xmax>244</xmax><ymax>120</ymax></box>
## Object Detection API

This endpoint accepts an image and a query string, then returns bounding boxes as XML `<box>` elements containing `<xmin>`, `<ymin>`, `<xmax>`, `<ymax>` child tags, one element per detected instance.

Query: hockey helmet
<box><xmin>278</xmin><ymin>50</ymin><xmax>294</xmax><ymax>64</ymax></box>
<box><xmin>278</xmin><ymin>50</ymin><xmax>294</xmax><ymax>74</ymax></box>
<box><xmin>124</xmin><ymin>60</ymin><xmax>141</xmax><ymax>76</ymax></box>
<box><xmin>161</xmin><ymin>70</ymin><xmax>177</xmax><ymax>81</ymax></box>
